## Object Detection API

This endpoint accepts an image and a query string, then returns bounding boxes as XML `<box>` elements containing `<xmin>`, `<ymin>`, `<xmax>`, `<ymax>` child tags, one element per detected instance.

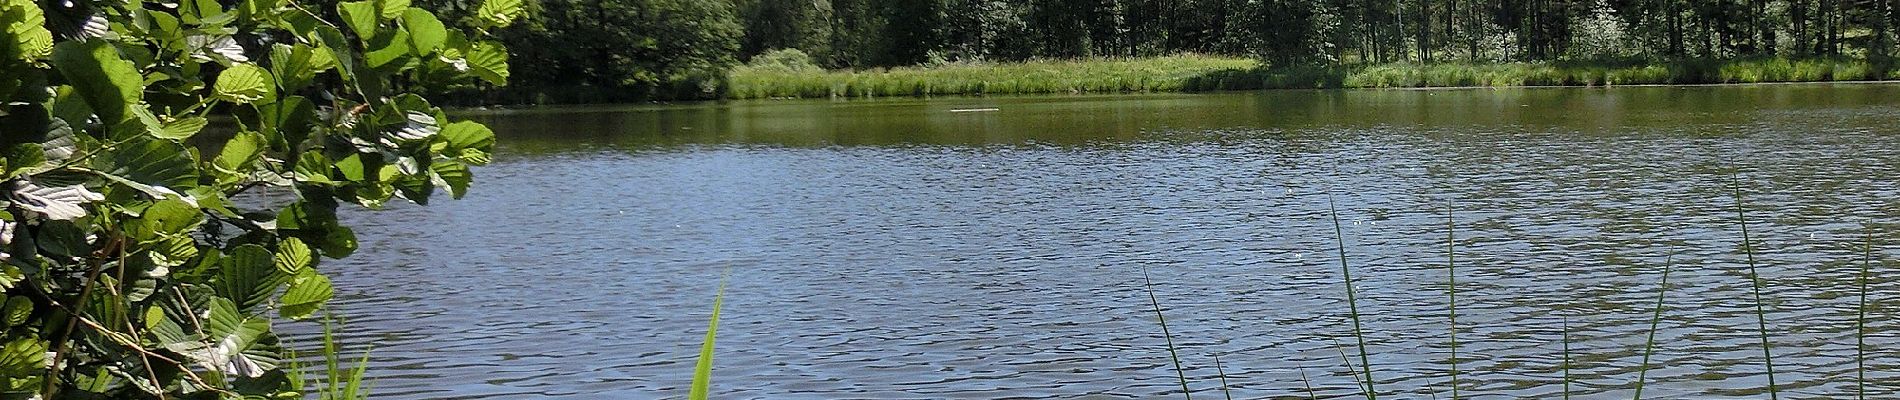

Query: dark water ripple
<box><xmin>289</xmin><ymin>86</ymin><xmax>1900</xmax><ymax>399</ymax></box>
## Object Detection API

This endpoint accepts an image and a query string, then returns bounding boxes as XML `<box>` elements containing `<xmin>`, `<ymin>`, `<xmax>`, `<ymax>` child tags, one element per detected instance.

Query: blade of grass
<box><xmin>688</xmin><ymin>274</ymin><xmax>729</xmax><ymax>400</ymax></box>
<box><xmin>1329</xmin><ymin>193</ymin><xmax>1376</xmax><ymax>399</ymax></box>
<box><xmin>1446</xmin><ymin>200</ymin><xmax>1460</xmax><ymax>400</ymax></box>
<box><xmin>1300</xmin><ymin>364</ymin><xmax>1319</xmax><ymax>400</ymax></box>
<box><xmin>1731</xmin><ymin>176</ymin><xmax>1779</xmax><ymax>400</ymax></box>
<box><xmin>1142</xmin><ymin>267</ymin><xmax>1192</xmax><ymax>400</ymax></box>
<box><xmin>1213</xmin><ymin>353</ymin><xmax>1233</xmax><ymax>400</ymax></box>
<box><xmin>1334</xmin><ymin>339</ymin><xmax>1368</xmax><ymax>398</ymax></box>
<box><xmin>1858</xmin><ymin>231</ymin><xmax>1873</xmax><ymax>400</ymax></box>
<box><xmin>1562</xmin><ymin>315</ymin><xmax>1571</xmax><ymax>400</ymax></box>
<box><xmin>1634</xmin><ymin>254</ymin><xmax>1674</xmax><ymax>399</ymax></box>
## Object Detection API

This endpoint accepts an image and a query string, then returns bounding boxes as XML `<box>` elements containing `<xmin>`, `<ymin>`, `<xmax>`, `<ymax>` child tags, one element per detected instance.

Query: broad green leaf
<box><xmin>155</xmin><ymin>116</ymin><xmax>209</xmax><ymax>140</ymax></box>
<box><xmin>335</xmin><ymin>153</ymin><xmax>366</xmax><ymax>181</ymax></box>
<box><xmin>293</xmin><ymin>151</ymin><xmax>334</xmax><ymax>184</ymax></box>
<box><xmin>217</xmin><ymin>244</ymin><xmax>285</xmax><ymax>312</ymax></box>
<box><xmin>429</xmin><ymin>160</ymin><xmax>469</xmax><ymax>199</ymax></box>
<box><xmin>214</xmin><ymin>131</ymin><xmax>266</xmax><ymax>174</ymax></box>
<box><xmin>439</xmin><ymin>121</ymin><xmax>495</xmax><ymax>152</ymax></box>
<box><xmin>475</xmin><ymin>0</ymin><xmax>523</xmax><ymax>28</ymax></box>
<box><xmin>337</xmin><ymin>1</ymin><xmax>377</xmax><ymax>39</ymax></box>
<box><xmin>3</xmin><ymin>0</ymin><xmax>53</xmax><ymax>62</ymax></box>
<box><xmin>95</xmin><ymin>136</ymin><xmax>199</xmax><ymax>192</ymax></box>
<box><xmin>377</xmin><ymin>0</ymin><xmax>410</xmax><ymax>20</ymax></box>
<box><xmin>0</xmin><ymin>337</ymin><xmax>46</xmax><ymax>377</ymax></box>
<box><xmin>274</xmin><ymin>237</ymin><xmax>312</xmax><ymax>273</ymax></box>
<box><xmin>2</xmin><ymin>143</ymin><xmax>41</xmax><ymax>178</ymax></box>
<box><xmin>132</xmin><ymin>198</ymin><xmax>202</xmax><ymax>240</ymax></box>
<box><xmin>278</xmin><ymin>271</ymin><xmax>331</xmax><ymax>319</ymax></box>
<box><xmin>320</xmin><ymin>225</ymin><xmax>356</xmax><ymax>258</ymax></box>
<box><xmin>401</xmin><ymin>8</ymin><xmax>446</xmax><ymax>55</ymax></box>
<box><xmin>269</xmin><ymin>44</ymin><xmax>334</xmax><ymax>92</ymax></box>
<box><xmin>213</xmin><ymin>63</ymin><xmax>275</xmax><ymax>104</ymax></box>
<box><xmin>0</xmin><ymin>296</ymin><xmax>29</xmax><ymax>329</ymax></box>
<box><xmin>466</xmin><ymin>40</ymin><xmax>508</xmax><ymax>85</ymax></box>
<box><xmin>366</xmin><ymin>28</ymin><xmax>411</xmax><ymax>68</ymax></box>
<box><xmin>52</xmin><ymin>40</ymin><xmax>143</xmax><ymax>125</ymax></box>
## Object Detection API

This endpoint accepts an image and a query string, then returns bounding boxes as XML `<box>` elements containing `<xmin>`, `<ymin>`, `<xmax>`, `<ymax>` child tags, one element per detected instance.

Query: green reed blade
<box><xmin>1213</xmin><ymin>353</ymin><xmax>1233</xmax><ymax>400</ymax></box>
<box><xmin>1334</xmin><ymin>339</ymin><xmax>1368</xmax><ymax>397</ymax></box>
<box><xmin>1300</xmin><ymin>364</ymin><xmax>1319</xmax><ymax>400</ymax></box>
<box><xmin>1634</xmin><ymin>255</ymin><xmax>1673</xmax><ymax>399</ymax></box>
<box><xmin>688</xmin><ymin>274</ymin><xmax>729</xmax><ymax>400</ymax></box>
<box><xmin>1329</xmin><ymin>194</ymin><xmax>1377</xmax><ymax>399</ymax></box>
<box><xmin>1732</xmin><ymin>176</ymin><xmax>1779</xmax><ymax>399</ymax></box>
<box><xmin>1562</xmin><ymin>315</ymin><xmax>1571</xmax><ymax>400</ymax></box>
<box><xmin>1143</xmin><ymin>267</ymin><xmax>1192</xmax><ymax>400</ymax></box>
<box><xmin>1858</xmin><ymin>231</ymin><xmax>1873</xmax><ymax>400</ymax></box>
<box><xmin>1447</xmin><ymin>200</ymin><xmax>1460</xmax><ymax>400</ymax></box>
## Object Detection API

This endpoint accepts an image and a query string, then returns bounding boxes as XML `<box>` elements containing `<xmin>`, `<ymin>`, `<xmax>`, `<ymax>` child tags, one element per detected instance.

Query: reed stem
<box><xmin>1858</xmin><ymin>231</ymin><xmax>1873</xmax><ymax>400</ymax></box>
<box><xmin>1731</xmin><ymin>177</ymin><xmax>1779</xmax><ymax>399</ymax></box>
<box><xmin>1329</xmin><ymin>194</ymin><xmax>1377</xmax><ymax>399</ymax></box>
<box><xmin>1634</xmin><ymin>255</ymin><xmax>1673</xmax><ymax>399</ymax></box>
<box><xmin>1142</xmin><ymin>267</ymin><xmax>1193</xmax><ymax>400</ymax></box>
<box><xmin>1447</xmin><ymin>200</ymin><xmax>1460</xmax><ymax>400</ymax></box>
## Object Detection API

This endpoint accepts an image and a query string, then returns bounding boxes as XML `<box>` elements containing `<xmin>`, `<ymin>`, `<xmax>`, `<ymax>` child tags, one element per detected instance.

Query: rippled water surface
<box><xmin>310</xmin><ymin>85</ymin><xmax>1900</xmax><ymax>399</ymax></box>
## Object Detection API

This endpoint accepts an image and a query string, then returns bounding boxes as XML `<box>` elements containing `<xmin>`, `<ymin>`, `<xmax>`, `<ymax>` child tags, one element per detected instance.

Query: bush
<box><xmin>0</xmin><ymin>0</ymin><xmax>518</xmax><ymax>397</ymax></box>
<box><xmin>746</xmin><ymin>48</ymin><xmax>823</xmax><ymax>72</ymax></box>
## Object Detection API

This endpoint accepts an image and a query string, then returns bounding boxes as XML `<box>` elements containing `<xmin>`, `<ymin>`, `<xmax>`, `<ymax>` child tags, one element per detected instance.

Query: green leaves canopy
<box><xmin>0</xmin><ymin>0</ymin><xmax>513</xmax><ymax>397</ymax></box>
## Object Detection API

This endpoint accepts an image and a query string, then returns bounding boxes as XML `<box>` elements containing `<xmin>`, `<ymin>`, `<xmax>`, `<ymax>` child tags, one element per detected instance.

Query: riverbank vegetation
<box><xmin>727</xmin><ymin>52</ymin><xmax>1897</xmax><ymax>98</ymax></box>
<box><xmin>415</xmin><ymin>0</ymin><xmax>1900</xmax><ymax>103</ymax></box>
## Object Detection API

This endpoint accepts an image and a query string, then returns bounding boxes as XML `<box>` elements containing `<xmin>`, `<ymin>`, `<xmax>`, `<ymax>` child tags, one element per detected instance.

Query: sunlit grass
<box><xmin>729</xmin><ymin>56</ymin><xmax>1897</xmax><ymax>99</ymax></box>
<box><xmin>1142</xmin><ymin>267</ymin><xmax>1194</xmax><ymax>399</ymax></box>
<box><xmin>688</xmin><ymin>276</ymin><xmax>729</xmax><ymax>400</ymax></box>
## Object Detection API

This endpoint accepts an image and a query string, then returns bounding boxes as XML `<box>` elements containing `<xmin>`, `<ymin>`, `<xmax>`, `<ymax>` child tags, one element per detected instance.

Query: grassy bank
<box><xmin>726</xmin><ymin>55</ymin><xmax>1900</xmax><ymax>99</ymax></box>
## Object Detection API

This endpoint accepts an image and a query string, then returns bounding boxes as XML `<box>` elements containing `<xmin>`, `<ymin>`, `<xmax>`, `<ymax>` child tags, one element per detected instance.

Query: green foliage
<box><xmin>688</xmin><ymin>276</ymin><xmax>727</xmax><ymax>400</ymax></box>
<box><xmin>0</xmin><ymin>0</ymin><xmax>518</xmax><ymax>397</ymax></box>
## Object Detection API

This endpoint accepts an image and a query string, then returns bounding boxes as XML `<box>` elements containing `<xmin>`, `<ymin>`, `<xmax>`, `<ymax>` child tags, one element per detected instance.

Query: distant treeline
<box><xmin>415</xmin><ymin>0</ymin><xmax>1900</xmax><ymax>103</ymax></box>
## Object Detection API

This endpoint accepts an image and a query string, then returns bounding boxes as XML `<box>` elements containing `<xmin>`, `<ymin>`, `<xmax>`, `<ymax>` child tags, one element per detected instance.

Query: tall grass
<box><xmin>1732</xmin><ymin>178</ymin><xmax>1780</xmax><ymax>399</ymax></box>
<box><xmin>1213</xmin><ymin>353</ymin><xmax>1234</xmax><ymax>400</ymax></box>
<box><xmin>1142</xmin><ymin>267</ymin><xmax>1193</xmax><ymax>399</ymax></box>
<box><xmin>285</xmin><ymin>318</ymin><xmax>372</xmax><ymax>400</ymax></box>
<box><xmin>1633</xmin><ymin>255</ymin><xmax>1674</xmax><ymax>399</ymax></box>
<box><xmin>1328</xmin><ymin>194</ymin><xmax>1377</xmax><ymax>399</ymax></box>
<box><xmin>688</xmin><ymin>276</ymin><xmax>729</xmax><ymax>400</ymax></box>
<box><xmin>728</xmin><ymin>55</ymin><xmax>1258</xmax><ymax>99</ymax></box>
<box><xmin>727</xmin><ymin>56</ymin><xmax>1899</xmax><ymax>99</ymax></box>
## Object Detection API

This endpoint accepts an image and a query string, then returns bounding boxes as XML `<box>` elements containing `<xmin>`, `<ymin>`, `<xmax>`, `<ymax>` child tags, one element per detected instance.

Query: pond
<box><xmin>317</xmin><ymin>84</ymin><xmax>1899</xmax><ymax>399</ymax></box>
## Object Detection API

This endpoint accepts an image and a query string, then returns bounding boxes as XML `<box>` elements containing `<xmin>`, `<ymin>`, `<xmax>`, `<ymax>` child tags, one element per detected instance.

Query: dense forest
<box><xmin>422</xmin><ymin>0</ymin><xmax>1900</xmax><ymax>102</ymax></box>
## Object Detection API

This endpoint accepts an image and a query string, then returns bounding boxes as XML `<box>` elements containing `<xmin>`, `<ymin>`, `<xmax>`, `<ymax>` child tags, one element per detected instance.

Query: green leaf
<box><xmin>274</xmin><ymin>237</ymin><xmax>312</xmax><ymax>273</ymax></box>
<box><xmin>51</xmin><ymin>40</ymin><xmax>143</xmax><ymax>125</ymax></box>
<box><xmin>131</xmin><ymin>198</ymin><xmax>203</xmax><ymax>241</ymax></box>
<box><xmin>293</xmin><ymin>151</ymin><xmax>334</xmax><ymax>184</ymax></box>
<box><xmin>335</xmin><ymin>153</ymin><xmax>366</xmax><ymax>181</ymax></box>
<box><xmin>278</xmin><ymin>271</ymin><xmax>331</xmax><ymax>319</ymax></box>
<box><xmin>689</xmin><ymin>277</ymin><xmax>728</xmax><ymax>400</ymax></box>
<box><xmin>366</xmin><ymin>28</ymin><xmax>411</xmax><ymax>68</ymax></box>
<box><xmin>0</xmin><ymin>337</ymin><xmax>46</xmax><ymax>377</ymax></box>
<box><xmin>2</xmin><ymin>143</ymin><xmax>42</xmax><ymax>178</ymax></box>
<box><xmin>401</xmin><ymin>8</ymin><xmax>445</xmax><ymax>55</ymax></box>
<box><xmin>377</xmin><ymin>0</ymin><xmax>410</xmax><ymax>20</ymax></box>
<box><xmin>439</xmin><ymin>121</ymin><xmax>495</xmax><ymax>152</ymax></box>
<box><xmin>3</xmin><ymin>0</ymin><xmax>53</xmax><ymax>62</ymax></box>
<box><xmin>430</xmin><ymin>160</ymin><xmax>470</xmax><ymax>199</ymax></box>
<box><xmin>466</xmin><ymin>40</ymin><xmax>508</xmax><ymax>85</ymax></box>
<box><xmin>155</xmin><ymin>116</ymin><xmax>209</xmax><ymax>140</ymax></box>
<box><xmin>214</xmin><ymin>131</ymin><xmax>266</xmax><ymax>174</ymax></box>
<box><xmin>319</xmin><ymin>225</ymin><xmax>356</xmax><ymax>258</ymax></box>
<box><xmin>216</xmin><ymin>244</ymin><xmax>286</xmax><ymax>312</ymax></box>
<box><xmin>338</xmin><ymin>1</ymin><xmax>378</xmax><ymax>39</ymax></box>
<box><xmin>0</xmin><ymin>296</ymin><xmax>30</xmax><ymax>329</ymax></box>
<box><xmin>213</xmin><ymin>63</ymin><xmax>275</xmax><ymax>104</ymax></box>
<box><xmin>475</xmin><ymin>0</ymin><xmax>523</xmax><ymax>28</ymax></box>
<box><xmin>269</xmin><ymin>44</ymin><xmax>335</xmax><ymax>92</ymax></box>
<box><xmin>95</xmin><ymin>136</ymin><xmax>199</xmax><ymax>193</ymax></box>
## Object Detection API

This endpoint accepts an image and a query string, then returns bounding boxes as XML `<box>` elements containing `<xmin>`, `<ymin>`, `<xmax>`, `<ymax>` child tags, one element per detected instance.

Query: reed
<box><xmin>1562</xmin><ymin>315</ymin><xmax>1572</xmax><ymax>400</ymax></box>
<box><xmin>1446</xmin><ymin>200</ymin><xmax>1461</xmax><ymax>400</ymax></box>
<box><xmin>284</xmin><ymin>318</ymin><xmax>372</xmax><ymax>400</ymax></box>
<box><xmin>1858</xmin><ymin>231</ymin><xmax>1874</xmax><ymax>400</ymax></box>
<box><xmin>1329</xmin><ymin>194</ymin><xmax>1377</xmax><ymax>399</ymax></box>
<box><xmin>726</xmin><ymin>56</ymin><xmax>1898</xmax><ymax>99</ymax></box>
<box><xmin>1633</xmin><ymin>255</ymin><xmax>1674</xmax><ymax>399</ymax></box>
<box><xmin>1300</xmin><ymin>364</ymin><xmax>1319</xmax><ymax>400</ymax></box>
<box><xmin>688</xmin><ymin>276</ymin><xmax>729</xmax><ymax>400</ymax></box>
<box><xmin>1731</xmin><ymin>178</ymin><xmax>1780</xmax><ymax>399</ymax></box>
<box><xmin>1143</xmin><ymin>267</ymin><xmax>1194</xmax><ymax>399</ymax></box>
<box><xmin>1214</xmin><ymin>353</ymin><xmax>1233</xmax><ymax>400</ymax></box>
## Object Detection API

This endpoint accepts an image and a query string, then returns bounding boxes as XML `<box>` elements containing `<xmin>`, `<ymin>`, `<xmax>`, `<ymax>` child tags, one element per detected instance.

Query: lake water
<box><xmin>313</xmin><ymin>85</ymin><xmax>1899</xmax><ymax>399</ymax></box>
